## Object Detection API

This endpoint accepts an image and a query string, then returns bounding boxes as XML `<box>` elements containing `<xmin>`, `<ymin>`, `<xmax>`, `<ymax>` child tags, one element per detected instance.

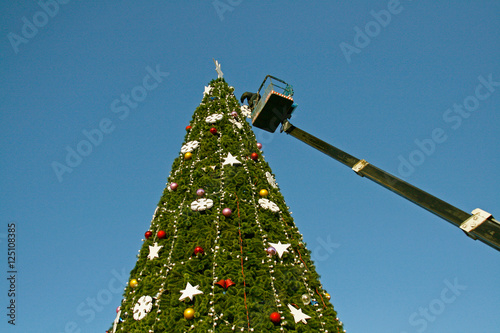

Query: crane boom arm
<box><xmin>281</xmin><ymin>120</ymin><xmax>500</xmax><ymax>252</ymax></box>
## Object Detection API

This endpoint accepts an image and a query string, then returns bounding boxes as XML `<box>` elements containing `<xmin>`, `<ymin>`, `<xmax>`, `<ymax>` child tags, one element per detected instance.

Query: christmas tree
<box><xmin>109</xmin><ymin>65</ymin><xmax>345</xmax><ymax>332</ymax></box>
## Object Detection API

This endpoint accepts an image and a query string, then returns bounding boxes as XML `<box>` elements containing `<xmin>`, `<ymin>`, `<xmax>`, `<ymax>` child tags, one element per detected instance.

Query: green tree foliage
<box><xmin>110</xmin><ymin>78</ymin><xmax>344</xmax><ymax>332</ymax></box>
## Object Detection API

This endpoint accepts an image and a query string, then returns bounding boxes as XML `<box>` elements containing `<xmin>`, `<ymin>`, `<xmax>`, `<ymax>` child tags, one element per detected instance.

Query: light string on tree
<box><xmin>275</xmin><ymin>212</ymin><xmax>327</xmax><ymax>330</ymax></box>
<box><xmin>194</xmin><ymin>82</ymin><xmax>241</xmax><ymax>332</ymax></box>
<box><xmin>206</xmin><ymin>84</ymin><xmax>224</xmax><ymax>332</ymax></box>
<box><xmin>235</xmin><ymin>104</ymin><xmax>331</xmax><ymax>331</ymax></box>
<box><xmin>248</xmin><ymin>166</ymin><xmax>286</xmax><ymax>330</ymax></box>
<box><xmin>179</xmin><ymin>90</ymin><xmax>227</xmax><ymax>332</ymax></box>
<box><xmin>118</xmin><ymin>89</ymin><xmax>214</xmax><ymax>331</ymax></box>
<box><xmin>232</xmin><ymin>125</ymin><xmax>286</xmax><ymax>330</ymax></box>
<box><xmin>270</xmin><ymin>211</ymin><xmax>323</xmax><ymax>325</ymax></box>
<box><xmin>217</xmin><ymin>88</ymin><xmax>272</xmax><ymax>332</ymax></box>
<box><xmin>235</xmin><ymin>196</ymin><xmax>251</xmax><ymax>331</ymax></box>
<box><xmin>171</xmin><ymin>90</ymin><xmax>231</xmax><ymax>332</ymax></box>
<box><xmin>225</xmin><ymin>93</ymin><xmax>254</xmax><ymax>331</ymax></box>
<box><xmin>233</xmin><ymin>86</ymin><xmax>328</xmax><ymax>330</ymax></box>
<box><xmin>221</xmin><ymin>93</ymin><xmax>279</xmax><ymax>330</ymax></box>
<box><xmin>183</xmin><ymin>99</ymin><xmax>212</xmax><ymax>332</ymax></box>
<box><xmin>245</xmin><ymin>126</ymin><xmax>345</xmax><ymax>332</ymax></box>
<box><xmin>223</xmin><ymin>84</ymin><xmax>252</xmax><ymax>331</ymax></box>
<box><xmin>120</xmin><ymin>171</ymin><xmax>185</xmax><ymax>328</ymax></box>
<box><xmin>208</xmin><ymin>83</ymin><xmax>253</xmax><ymax>332</ymax></box>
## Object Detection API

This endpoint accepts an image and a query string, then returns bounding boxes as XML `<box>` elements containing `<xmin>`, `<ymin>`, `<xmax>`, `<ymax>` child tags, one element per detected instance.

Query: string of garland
<box><xmin>236</xmin><ymin>196</ymin><xmax>251</xmax><ymax>330</ymax></box>
<box><xmin>207</xmin><ymin>88</ymin><xmax>228</xmax><ymax>332</ymax></box>
<box><xmin>237</xmin><ymin>122</ymin><xmax>286</xmax><ymax>330</ymax></box>
<box><xmin>235</xmin><ymin>87</ymin><xmax>334</xmax><ymax>332</ymax></box>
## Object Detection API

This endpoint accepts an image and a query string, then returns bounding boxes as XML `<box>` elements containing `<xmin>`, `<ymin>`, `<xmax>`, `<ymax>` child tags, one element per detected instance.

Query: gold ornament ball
<box><xmin>259</xmin><ymin>189</ymin><xmax>268</xmax><ymax>197</ymax></box>
<box><xmin>325</xmin><ymin>293</ymin><xmax>331</xmax><ymax>300</ymax></box>
<box><xmin>184</xmin><ymin>152</ymin><xmax>192</xmax><ymax>160</ymax></box>
<box><xmin>129</xmin><ymin>279</ymin><xmax>138</xmax><ymax>288</ymax></box>
<box><xmin>184</xmin><ymin>308</ymin><xmax>195</xmax><ymax>320</ymax></box>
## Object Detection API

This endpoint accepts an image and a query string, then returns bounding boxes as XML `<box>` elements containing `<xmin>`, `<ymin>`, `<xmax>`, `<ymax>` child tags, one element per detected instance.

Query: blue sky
<box><xmin>1</xmin><ymin>1</ymin><xmax>499</xmax><ymax>332</ymax></box>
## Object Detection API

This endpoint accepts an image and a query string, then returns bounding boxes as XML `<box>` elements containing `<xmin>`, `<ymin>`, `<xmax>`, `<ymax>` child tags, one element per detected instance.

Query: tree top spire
<box><xmin>212</xmin><ymin>58</ymin><xmax>223</xmax><ymax>79</ymax></box>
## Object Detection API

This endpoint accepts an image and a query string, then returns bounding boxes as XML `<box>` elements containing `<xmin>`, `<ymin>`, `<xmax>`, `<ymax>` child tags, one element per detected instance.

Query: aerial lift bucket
<box><xmin>251</xmin><ymin>75</ymin><xmax>297</xmax><ymax>133</ymax></box>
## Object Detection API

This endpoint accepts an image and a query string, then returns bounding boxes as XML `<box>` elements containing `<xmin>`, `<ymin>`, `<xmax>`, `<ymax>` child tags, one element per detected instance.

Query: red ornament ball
<box><xmin>270</xmin><ymin>312</ymin><xmax>281</xmax><ymax>324</ymax></box>
<box><xmin>222</xmin><ymin>208</ymin><xmax>232</xmax><ymax>217</ymax></box>
<box><xmin>194</xmin><ymin>246</ymin><xmax>204</xmax><ymax>255</ymax></box>
<box><xmin>186</xmin><ymin>125</ymin><xmax>192</xmax><ymax>131</ymax></box>
<box><xmin>256</xmin><ymin>143</ymin><xmax>263</xmax><ymax>149</ymax></box>
<box><xmin>145</xmin><ymin>231</ymin><xmax>153</xmax><ymax>239</ymax></box>
<box><xmin>250</xmin><ymin>153</ymin><xmax>258</xmax><ymax>160</ymax></box>
<box><xmin>169</xmin><ymin>182</ymin><xmax>178</xmax><ymax>191</ymax></box>
<box><xmin>210</xmin><ymin>127</ymin><xmax>217</xmax><ymax>134</ymax></box>
<box><xmin>157</xmin><ymin>230</ymin><xmax>166</xmax><ymax>239</ymax></box>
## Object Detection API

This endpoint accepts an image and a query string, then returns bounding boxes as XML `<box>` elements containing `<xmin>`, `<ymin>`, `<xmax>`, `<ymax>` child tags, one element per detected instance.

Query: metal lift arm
<box><xmin>281</xmin><ymin>120</ymin><xmax>500</xmax><ymax>252</ymax></box>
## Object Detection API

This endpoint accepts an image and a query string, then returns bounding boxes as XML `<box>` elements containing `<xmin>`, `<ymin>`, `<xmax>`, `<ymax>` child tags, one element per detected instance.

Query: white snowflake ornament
<box><xmin>228</xmin><ymin>118</ymin><xmax>243</xmax><ymax>129</ymax></box>
<box><xmin>205</xmin><ymin>113</ymin><xmax>223</xmax><ymax>123</ymax></box>
<box><xmin>240</xmin><ymin>105</ymin><xmax>251</xmax><ymax>118</ymax></box>
<box><xmin>181</xmin><ymin>141</ymin><xmax>199</xmax><ymax>153</ymax></box>
<box><xmin>258</xmin><ymin>198</ymin><xmax>280</xmax><ymax>212</ymax></box>
<box><xmin>133</xmin><ymin>296</ymin><xmax>153</xmax><ymax>320</ymax></box>
<box><xmin>191</xmin><ymin>198</ymin><xmax>214</xmax><ymax>211</ymax></box>
<box><xmin>266</xmin><ymin>172</ymin><xmax>278</xmax><ymax>189</ymax></box>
